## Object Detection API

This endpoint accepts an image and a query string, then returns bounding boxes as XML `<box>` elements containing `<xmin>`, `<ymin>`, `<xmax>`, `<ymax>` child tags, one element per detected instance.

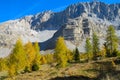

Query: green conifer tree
<box><xmin>74</xmin><ymin>47</ymin><xmax>80</xmax><ymax>62</ymax></box>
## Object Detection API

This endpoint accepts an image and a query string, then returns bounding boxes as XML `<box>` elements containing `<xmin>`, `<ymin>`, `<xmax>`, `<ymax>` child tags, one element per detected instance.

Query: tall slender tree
<box><xmin>106</xmin><ymin>25</ymin><xmax>119</xmax><ymax>57</ymax></box>
<box><xmin>24</xmin><ymin>41</ymin><xmax>36</xmax><ymax>70</ymax></box>
<box><xmin>33</xmin><ymin>42</ymin><xmax>41</xmax><ymax>66</ymax></box>
<box><xmin>31</xmin><ymin>42</ymin><xmax>41</xmax><ymax>71</ymax></box>
<box><xmin>92</xmin><ymin>32</ymin><xmax>99</xmax><ymax>60</ymax></box>
<box><xmin>85</xmin><ymin>38</ymin><xmax>92</xmax><ymax>61</ymax></box>
<box><xmin>54</xmin><ymin>37</ymin><xmax>68</xmax><ymax>67</ymax></box>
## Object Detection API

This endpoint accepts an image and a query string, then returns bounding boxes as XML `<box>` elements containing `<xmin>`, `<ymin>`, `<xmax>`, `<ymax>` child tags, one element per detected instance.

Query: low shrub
<box><xmin>31</xmin><ymin>63</ymin><xmax>39</xmax><ymax>71</ymax></box>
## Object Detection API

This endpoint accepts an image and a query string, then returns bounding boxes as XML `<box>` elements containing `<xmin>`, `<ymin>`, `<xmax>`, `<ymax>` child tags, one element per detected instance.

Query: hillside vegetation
<box><xmin>0</xmin><ymin>25</ymin><xmax>120</xmax><ymax>80</ymax></box>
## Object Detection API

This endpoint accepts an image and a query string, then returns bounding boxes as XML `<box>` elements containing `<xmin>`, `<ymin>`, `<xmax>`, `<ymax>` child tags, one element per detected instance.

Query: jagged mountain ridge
<box><xmin>31</xmin><ymin>1</ymin><xmax>120</xmax><ymax>30</ymax></box>
<box><xmin>11</xmin><ymin>1</ymin><xmax>120</xmax><ymax>31</ymax></box>
<box><xmin>2</xmin><ymin>1</ymin><xmax>120</xmax><ymax>31</ymax></box>
<box><xmin>0</xmin><ymin>1</ymin><xmax>120</xmax><ymax>56</ymax></box>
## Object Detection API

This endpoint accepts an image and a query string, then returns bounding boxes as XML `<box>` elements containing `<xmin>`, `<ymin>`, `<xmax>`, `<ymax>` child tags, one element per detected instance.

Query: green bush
<box><xmin>24</xmin><ymin>66</ymin><xmax>30</xmax><ymax>73</ymax></box>
<box><xmin>32</xmin><ymin>63</ymin><xmax>39</xmax><ymax>71</ymax></box>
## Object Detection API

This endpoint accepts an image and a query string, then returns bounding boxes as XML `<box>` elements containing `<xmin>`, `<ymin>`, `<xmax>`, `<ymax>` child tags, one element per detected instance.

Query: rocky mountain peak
<box><xmin>1</xmin><ymin>1</ymin><xmax>120</xmax><ymax>56</ymax></box>
<box><xmin>65</xmin><ymin>1</ymin><xmax>120</xmax><ymax>20</ymax></box>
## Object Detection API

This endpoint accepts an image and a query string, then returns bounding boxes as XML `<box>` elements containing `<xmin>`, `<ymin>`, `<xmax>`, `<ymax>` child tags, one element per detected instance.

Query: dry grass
<box><xmin>4</xmin><ymin>57</ymin><xmax>120</xmax><ymax>80</ymax></box>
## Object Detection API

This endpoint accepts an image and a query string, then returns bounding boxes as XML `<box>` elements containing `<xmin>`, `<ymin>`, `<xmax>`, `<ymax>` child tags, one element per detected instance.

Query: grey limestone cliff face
<box><xmin>63</xmin><ymin>19</ymin><xmax>90</xmax><ymax>42</ymax></box>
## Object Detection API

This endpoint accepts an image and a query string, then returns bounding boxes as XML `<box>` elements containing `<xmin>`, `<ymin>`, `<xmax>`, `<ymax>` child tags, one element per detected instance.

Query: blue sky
<box><xmin>0</xmin><ymin>0</ymin><xmax>120</xmax><ymax>22</ymax></box>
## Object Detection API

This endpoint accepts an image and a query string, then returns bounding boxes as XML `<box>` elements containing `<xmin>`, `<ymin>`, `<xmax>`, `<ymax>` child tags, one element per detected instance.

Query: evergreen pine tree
<box><xmin>74</xmin><ymin>47</ymin><xmax>80</xmax><ymax>62</ymax></box>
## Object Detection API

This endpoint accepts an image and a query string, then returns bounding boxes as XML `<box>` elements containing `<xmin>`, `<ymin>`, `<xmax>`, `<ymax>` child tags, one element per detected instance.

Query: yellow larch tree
<box><xmin>24</xmin><ymin>41</ymin><xmax>36</xmax><ymax>70</ymax></box>
<box><xmin>54</xmin><ymin>36</ymin><xmax>68</xmax><ymax>67</ymax></box>
<box><xmin>33</xmin><ymin>42</ymin><xmax>41</xmax><ymax>66</ymax></box>
<box><xmin>8</xmin><ymin>39</ymin><xmax>27</xmax><ymax>73</ymax></box>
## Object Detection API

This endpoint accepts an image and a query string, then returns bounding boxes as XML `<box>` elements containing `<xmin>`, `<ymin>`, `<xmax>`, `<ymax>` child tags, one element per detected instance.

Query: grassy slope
<box><xmin>4</xmin><ymin>57</ymin><xmax>120</xmax><ymax>80</ymax></box>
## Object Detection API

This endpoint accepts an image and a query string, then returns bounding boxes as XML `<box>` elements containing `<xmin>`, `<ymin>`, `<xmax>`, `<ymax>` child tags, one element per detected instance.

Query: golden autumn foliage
<box><xmin>80</xmin><ymin>52</ymin><xmax>93</xmax><ymax>61</ymax></box>
<box><xmin>54</xmin><ymin>37</ymin><xmax>68</xmax><ymax>67</ymax></box>
<box><xmin>44</xmin><ymin>53</ymin><xmax>54</xmax><ymax>64</ymax></box>
<box><xmin>33</xmin><ymin>42</ymin><xmax>41</xmax><ymax>66</ymax></box>
<box><xmin>41</xmin><ymin>56</ymin><xmax>47</xmax><ymax>64</ymax></box>
<box><xmin>6</xmin><ymin>39</ymin><xmax>41</xmax><ymax>76</ymax></box>
<box><xmin>24</xmin><ymin>41</ymin><xmax>36</xmax><ymax>68</ymax></box>
<box><xmin>66</xmin><ymin>50</ymin><xmax>73</xmax><ymax>62</ymax></box>
<box><xmin>80</xmin><ymin>53</ymin><xmax>87</xmax><ymax>60</ymax></box>
<box><xmin>85</xmin><ymin>38</ymin><xmax>93</xmax><ymax>61</ymax></box>
<box><xmin>8</xmin><ymin>64</ymin><xmax>16</xmax><ymax>77</ymax></box>
<box><xmin>0</xmin><ymin>58</ymin><xmax>8</xmax><ymax>71</ymax></box>
<box><xmin>8</xmin><ymin>39</ymin><xmax>27</xmax><ymax>71</ymax></box>
<box><xmin>24</xmin><ymin>41</ymin><xmax>41</xmax><ymax>71</ymax></box>
<box><xmin>99</xmin><ymin>46</ymin><xmax>106</xmax><ymax>58</ymax></box>
<box><xmin>106</xmin><ymin>25</ymin><xmax>119</xmax><ymax>57</ymax></box>
<box><xmin>92</xmin><ymin>32</ymin><xmax>100</xmax><ymax>60</ymax></box>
